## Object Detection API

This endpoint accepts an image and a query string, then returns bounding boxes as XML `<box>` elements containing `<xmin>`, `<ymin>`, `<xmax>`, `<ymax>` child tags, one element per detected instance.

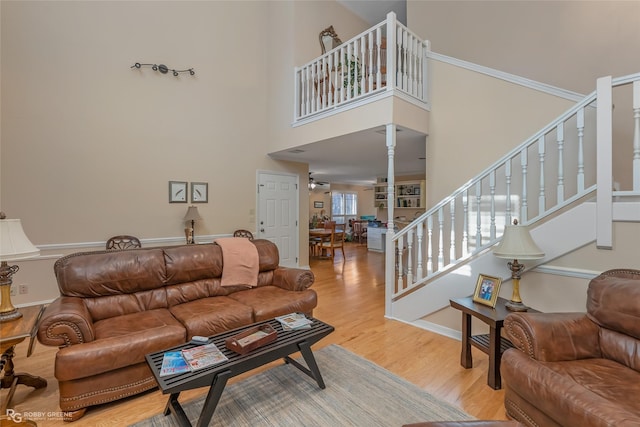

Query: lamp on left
<box><xmin>0</xmin><ymin>212</ymin><xmax>40</xmax><ymax>322</ymax></box>
<box><xmin>183</xmin><ymin>206</ymin><xmax>202</xmax><ymax>244</ymax></box>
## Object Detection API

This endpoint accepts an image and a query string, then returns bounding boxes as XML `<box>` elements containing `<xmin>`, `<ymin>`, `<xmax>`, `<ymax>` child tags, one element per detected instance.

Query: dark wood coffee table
<box><xmin>146</xmin><ymin>316</ymin><xmax>334</xmax><ymax>427</ymax></box>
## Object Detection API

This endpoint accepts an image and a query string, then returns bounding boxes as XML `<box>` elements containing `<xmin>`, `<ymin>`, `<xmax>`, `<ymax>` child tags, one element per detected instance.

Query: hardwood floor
<box><xmin>1</xmin><ymin>242</ymin><xmax>506</xmax><ymax>425</ymax></box>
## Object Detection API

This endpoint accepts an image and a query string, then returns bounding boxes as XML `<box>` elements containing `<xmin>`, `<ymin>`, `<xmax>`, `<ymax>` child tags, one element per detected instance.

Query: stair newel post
<box><xmin>633</xmin><ymin>80</ymin><xmax>640</xmax><ymax>191</ymax></box>
<box><xmin>596</xmin><ymin>76</ymin><xmax>613</xmax><ymax>249</ymax></box>
<box><xmin>384</xmin><ymin>123</ymin><xmax>397</xmax><ymax>317</ymax></box>
<box><xmin>386</xmin><ymin>12</ymin><xmax>396</xmax><ymax>92</ymax></box>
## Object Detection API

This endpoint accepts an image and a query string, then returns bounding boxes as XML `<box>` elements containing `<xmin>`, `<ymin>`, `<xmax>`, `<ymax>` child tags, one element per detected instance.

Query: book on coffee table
<box><xmin>275</xmin><ymin>313</ymin><xmax>312</xmax><ymax>330</ymax></box>
<box><xmin>181</xmin><ymin>343</ymin><xmax>228</xmax><ymax>370</ymax></box>
<box><xmin>159</xmin><ymin>351</ymin><xmax>191</xmax><ymax>377</ymax></box>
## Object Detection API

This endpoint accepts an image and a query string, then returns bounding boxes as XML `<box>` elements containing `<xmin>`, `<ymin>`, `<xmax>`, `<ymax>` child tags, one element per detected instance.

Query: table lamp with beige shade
<box><xmin>0</xmin><ymin>212</ymin><xmax>40</xmax><ymax>322</ymax></box>
<box><xmin>183</xmin><ymin>206</ymin><xmax>202</xmax><ymax>244</ymax></box>
<box><xmin>493</xmin><ymin>219</ymin><xmax>545</xmax><ymax>312</ymax></box>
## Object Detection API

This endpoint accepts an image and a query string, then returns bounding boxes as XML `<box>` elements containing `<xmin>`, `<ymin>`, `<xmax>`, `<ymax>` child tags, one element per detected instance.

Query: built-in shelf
<box><xmin>374</xmin><ymin>179</ymin><xmax>425</xmax><ymax>209</ymax></box>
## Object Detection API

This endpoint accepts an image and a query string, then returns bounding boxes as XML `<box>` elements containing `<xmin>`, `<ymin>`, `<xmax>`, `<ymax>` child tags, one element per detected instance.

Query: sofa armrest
<box><xmin>271</xmin><ymin>267</ymin><xmax>315</xmax><ymax>291</ymax></box>
<box><xmin>37</xmin><ymin>296</ymin><xmax>95</xmax><ymax>347</ymax></box>
<box><xmin>504</xmin><ymin>312</ymin><xmax>601</xmax><ymax>362</ymax></box>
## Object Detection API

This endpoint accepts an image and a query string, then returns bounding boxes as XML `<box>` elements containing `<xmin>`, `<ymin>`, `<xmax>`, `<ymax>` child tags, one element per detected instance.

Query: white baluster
<box><xmin>396</xmin><ymin>25</ymin><xmax>402</xmax><ymax>88</ymax></box>
<box><xmin>557</xmin><ymin>122</ymin><xmax>565</xmax><ymax>203</ymax></box>
<box><xmin>359</xmin><ymin>36</ymin><xmax>366</xmax><ymax>96</ymax></box>
<box><xmin>489</xmin><ymin>171</ymin><xmax>496</xmax><ymax>240</ymax></box>
<box><xmin>633</xmin><ymin>81</ymin><xmax>640</xmax><ymax>191</ymax></box>
<box><xmin>449</xmin><ymin>199</ymin><xmax>456</xmax><ymax>261</ymax></box>
<box><xmin>538</xmin><ymin>136</ymin><xmax>546</xmax><ymax>215</ymax></box>
<box><xmin>367</xmin><ymin>32</ymin><xmax>374</xmax><ymax>93</ymax></box>
<box><xmin>376</xmin><ymin>28</ymin><xmax>383</xmax><ymax>90</ymax></box>
<box><xmin>462</xmin><ymin>191</ymin><xmax>469</xmax><ymax>257</ymax></box>
<box><xmin>427</xmin><ymin>215</ymin><xmax>433</xmax><ymax>274</ymax></box>
<box><xmin>521</xmin><ymin>148</ymin><xmax>528</xmax><ymax>222</ymax></box>
<box><xmin>416</xmin><ymin>220</ymin><xmax>424</xmax><ymax>280</ymax></box>
<box><xmin>403</xmin><ymin>30</ymin><xmax>409</xmax><ymax>89</ymax></box>
<box><xmin>505</xmin><ymin>159</ymin><xmax>512</xmax><ymax>228</ymax></box>
<box><xmin>475</xmin><ymin>182</ymin><xmax>482</xmax><ymax>250</ymax></box>
<box><xmin>438</xmin><ymin>207</ymin><xmax>444</xmax><ymax>269</ymax></box>
<box><xmin>406</xmin><ymin>230</ymin><xmax>414</xmax><ymax>286</ymax></box>
<box><xmin>577</xmin><ymin>108</ymin><xmax>585</xmax><ymax>192</ymax></box>
<box><xmin>397</xmin><ymin>235</ymin><xmax>404</xmax><ymax>289</ymax></box>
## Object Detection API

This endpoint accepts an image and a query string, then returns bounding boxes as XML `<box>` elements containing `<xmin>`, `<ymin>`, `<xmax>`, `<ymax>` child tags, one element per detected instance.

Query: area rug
<box><xmin>130</xmin><ymin>344</ymin><xmax>473</xmax><ymax>427</ymax></box>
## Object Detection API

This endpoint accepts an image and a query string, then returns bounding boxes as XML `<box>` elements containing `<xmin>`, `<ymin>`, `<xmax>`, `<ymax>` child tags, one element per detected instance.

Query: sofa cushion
<box><xmin>502</xmin><ymin>349</ymin><xmax>640</xmax><ymax>427</ymax></box>
<box><xmin>55</xmin><ymin>249</ymin><xmax>167</xmax><ymax>297</ymax></box>
<box><xmin>163</xmin><ymin>244</ymin><xmax>224</xmax><ymax>286</ymax></box>
<box><xmin>169</xmin><ymin>296</ymin><xmax>254</xmax><ymax>338</ymax></box>
<box><xmin>55</xmin><ymin>308</ymin><xmax>185</xmax><ymax>381</ymax></box>
<box><xmin>228</xmin><ymin>286</ymin><xmax>317</xmax><ymax>321</ymax></box>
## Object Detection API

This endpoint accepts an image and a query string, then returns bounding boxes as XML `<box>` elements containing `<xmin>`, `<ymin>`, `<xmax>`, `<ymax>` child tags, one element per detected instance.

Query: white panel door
<box><xmin>257</xmin><ymin>172</ymin><xmax>298</xmax><ymax>268</ymax></box>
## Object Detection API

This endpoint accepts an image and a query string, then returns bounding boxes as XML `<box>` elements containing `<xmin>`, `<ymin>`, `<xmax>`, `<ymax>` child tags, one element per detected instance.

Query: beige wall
<box><xmin>425</xmin><ymin>59</ymin><xmax>575</xmax><ymax>206</ymax></box>
<box><xmin>1</xmin><ymin>1</ymin><xmax>312</xmax><ymax>303</ymax></box>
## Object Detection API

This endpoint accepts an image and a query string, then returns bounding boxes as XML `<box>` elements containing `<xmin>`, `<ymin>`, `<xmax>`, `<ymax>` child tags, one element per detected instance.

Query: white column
<box><xmin>384</xmin><ymin>123</ymin><xmax>397</xmax><ymax>316</ymax></box>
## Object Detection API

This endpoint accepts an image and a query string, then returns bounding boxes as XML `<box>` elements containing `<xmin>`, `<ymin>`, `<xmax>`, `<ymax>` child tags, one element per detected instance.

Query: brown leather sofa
<box><xmin>37</xmin><ymin>239</ymin><xmax>316</xmax><ymax>421</ymax></box>
<box><xmin>501</xmin><ymin>269</ymin><xmax>640</xmax><ymax>427</ymax></box>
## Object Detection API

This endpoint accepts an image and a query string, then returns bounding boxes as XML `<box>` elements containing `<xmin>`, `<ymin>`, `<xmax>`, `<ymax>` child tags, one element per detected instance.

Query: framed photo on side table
<box><xmin>472</xmin><ymin>274</ymin><xmax>502</xmax><ymax>308</ymax></box>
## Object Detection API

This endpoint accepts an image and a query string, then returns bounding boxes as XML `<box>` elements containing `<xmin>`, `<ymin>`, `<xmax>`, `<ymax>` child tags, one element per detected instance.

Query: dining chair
<box><xmin>320</xmin><ymin>224</ymin><xmax>345</xmax><ymax>260</ymax></box>
<box><xmin>352</xmin><ymin>221</ymin><xmax>367</xmax><ymax>244</ymax></box>
<box><xmin>106</xmin><ymin>235</ymin><xmax>142</xmax><ymax>250</ymax></box>
<box><xmin>233</xmin><ymin>229</ymin><xmax>254</xmax><ymax>240</ymax></box>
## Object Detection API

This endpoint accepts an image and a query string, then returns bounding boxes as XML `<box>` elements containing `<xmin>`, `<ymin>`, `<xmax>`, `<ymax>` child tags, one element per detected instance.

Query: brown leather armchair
<box><xmin>501</xmin><ymin>269</ymin><xmax>640</xmax><ymax>427</ymax></box>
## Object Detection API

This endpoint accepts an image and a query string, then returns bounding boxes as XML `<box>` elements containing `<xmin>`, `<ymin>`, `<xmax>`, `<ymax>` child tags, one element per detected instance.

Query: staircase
<box><xmin>385</xmin><ymin>73</ymin><xmax>640</xmax><ymax>322</ymax></box>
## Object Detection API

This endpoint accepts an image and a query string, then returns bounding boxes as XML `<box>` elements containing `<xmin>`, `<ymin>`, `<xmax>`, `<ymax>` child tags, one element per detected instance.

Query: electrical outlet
<box><xmin>10</xmin><ymin>285</ymin><xmax>16</xmax><ymax>296</ymax></box>
<box><xmin>19</xmin><ymin>284</ymin><xmax>28</xmax><ymax>294</ymax></box>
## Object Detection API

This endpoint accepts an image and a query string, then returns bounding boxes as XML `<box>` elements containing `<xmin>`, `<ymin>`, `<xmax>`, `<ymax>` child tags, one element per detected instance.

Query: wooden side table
<box><xmin>0</xmin><ymin>304</ymin><xmax>48</xmax><ymax>411</ymax></box>
<box><xmin>449</xmin><ymin>296</ymin><xmax>539</xmax><ymax>390</ymax></box>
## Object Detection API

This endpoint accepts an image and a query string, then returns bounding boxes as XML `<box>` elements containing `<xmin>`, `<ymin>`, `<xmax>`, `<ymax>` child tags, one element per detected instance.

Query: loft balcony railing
<box><xmin>388</xmin><ymin>73</ymin><xmax>640</xmax><ymax>304</ymax></box>
<box><xmin>294</xmin><ymin>12</ymin><xmax>429</xmax><ymax>123</ymax></box>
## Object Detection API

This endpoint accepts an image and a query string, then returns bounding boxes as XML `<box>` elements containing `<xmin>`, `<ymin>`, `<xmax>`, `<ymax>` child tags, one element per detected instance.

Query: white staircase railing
<box><xmin>389</xmin><ymin>73</ymin><xmax>640</xmax><ymax>305</ymax></box>
<box><xmin>294</xmin><ymin>12</ymin><xmax>429</xmax><ymax>122</ymax></box>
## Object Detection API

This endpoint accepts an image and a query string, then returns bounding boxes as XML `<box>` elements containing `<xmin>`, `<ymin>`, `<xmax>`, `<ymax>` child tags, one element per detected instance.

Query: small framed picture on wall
<box><xmin>191</xmin><ymin>182</ymin><xmax>208</xmax><ymax>203</ymax></box>
<box><xmin>472</xmin><ymin>274</ymin><xmax>502</xmax><ymax>308</ymax></box>
<box><xmin>314</xmin><ymin>201</ymin><xmax>324</xmax><ymax>208</ymax></box>
<box><xmin>169</xmin><ymin>181</ymin><xmax>188</xmax><ymax>203</ymax></box>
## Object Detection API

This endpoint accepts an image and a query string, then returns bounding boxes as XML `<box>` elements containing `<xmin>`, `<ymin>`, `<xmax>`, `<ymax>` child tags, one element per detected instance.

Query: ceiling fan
<box><xmin>308</xmin><ymin>173</ymin><xmax>329</xmax><ymax>190</ymax></box>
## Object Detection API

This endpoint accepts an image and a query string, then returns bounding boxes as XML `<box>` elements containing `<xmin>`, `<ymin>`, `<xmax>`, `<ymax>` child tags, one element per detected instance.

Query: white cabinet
<box><xmin>367</xmin><ymin>227</ymin><xmax>386</xmax><ymax>252</ymax></box>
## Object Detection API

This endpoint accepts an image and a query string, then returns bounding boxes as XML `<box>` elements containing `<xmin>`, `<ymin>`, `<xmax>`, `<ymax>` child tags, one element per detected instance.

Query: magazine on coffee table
<box><xmin>275</xmin><ymin>313</ymin><xmax>312</xmax><ymax>331</ymax></box>
<box><xmin>159</xmin><ymin>351</ymin><xmax>191</xmax><ymax>377</ymax></box>
<box><xmin>181</xmin><ymin>343</ymin><xmax>228</xmax><ymax>370</ymax></box>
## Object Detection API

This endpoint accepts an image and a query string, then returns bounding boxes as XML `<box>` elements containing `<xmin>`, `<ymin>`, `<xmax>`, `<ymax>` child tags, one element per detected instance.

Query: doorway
<box><xmin>257</xmin><ymin>171</ymin><xmax>299</xmax><ymax>268</ymax></box>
